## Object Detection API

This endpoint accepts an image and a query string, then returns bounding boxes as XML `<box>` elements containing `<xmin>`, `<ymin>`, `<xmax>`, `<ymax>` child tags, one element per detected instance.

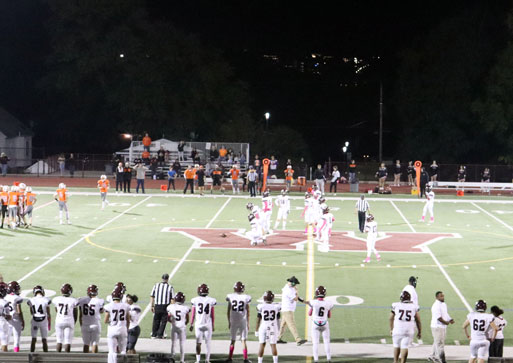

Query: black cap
<box><xmin>287</xmin><ymin>276</ymin><xmax>300</xmax><ymax>285</ymax></box>
<box><xmin>162</xmin><ymin>273</ymin><xmax>169</xmax><ymax>280</ymax></box>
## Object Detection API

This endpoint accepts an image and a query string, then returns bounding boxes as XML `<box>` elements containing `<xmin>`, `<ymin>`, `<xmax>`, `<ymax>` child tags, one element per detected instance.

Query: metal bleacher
<box><xmin>0</xmin><ymin>352</ymin><xmax>139</xmax><ymax>362</ymax></box>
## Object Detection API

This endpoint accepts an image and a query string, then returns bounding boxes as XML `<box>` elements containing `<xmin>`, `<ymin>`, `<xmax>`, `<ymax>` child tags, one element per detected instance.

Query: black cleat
<box><xmin>297</xmin><ymin>339</ymin><xmax>307</xmax><ymax>346</ymax></box>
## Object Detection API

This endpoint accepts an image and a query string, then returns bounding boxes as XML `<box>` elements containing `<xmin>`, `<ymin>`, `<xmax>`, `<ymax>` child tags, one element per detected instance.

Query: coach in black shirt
<box><xmin>150</xmin><ymin>273</ymin><xmax>174</xmax><ymax>339</ymax></box>
<box><xmin>419</xmin><ymin>167</ymin><xmax>430</xmax><ymax>198</ymax></box>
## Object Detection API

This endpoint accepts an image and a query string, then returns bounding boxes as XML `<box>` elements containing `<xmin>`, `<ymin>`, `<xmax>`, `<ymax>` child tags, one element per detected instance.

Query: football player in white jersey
<box><xmin>5</xmin><ymin>281</ymin><xmax>24</xmax><ymax>352</ymax></box>
<box><xmin>78</xmin><ymin>284</ymin><xmax>105</xmax><ymax>353</ymax></box>
<box><xmin>261</xmin><ymin>190</ymin><xmax>273</xmax><ymax>234</ymax></box>
<box><xmin>126</xmin><ymin>294</ymin><xmax>141</xmax><ymax>355</ymax></box>
<box><xmin>247</xmin><ymin>212</ymin><xmax>266</xmax><ymax>246</ymax></box>
<box><xmin>420</xmin><ymin>184</ymin><xmax>435</xmax><ymax>223</ymax></box>
<box><xmin>307</xmin><ymin>286</ymin><xmax>333</xmax><ymax>363</ymax></box>
<box><xmin>317</xmin><ymin>206</ymin><xmax>335</xmax><ymax>252</ymax></box>
<box><xmin>389</xmin><ymin>291</ymin><xmax>421</xmax><ymax>363</ymax></box>
<box><xmin>402</xmin><ymin>276</ymin><xmax>419</xmax><ymax>307</ymax></box>
<box><xmin>104</xmin><ymin>287</ymin><xmax>130</xmax><ymax>363</ymax></box>
<box><xmin>27</xmin><ymin>285</ymin><xmax>51</xmax><ymax>352</ymax></box>
<box><xmin>302</xmin><ymin>193</ymin><xmax>316</xmax><ymax>233</ymax></box>
<box><xmin>167</xmin><ymin>292</ymin><xmax>190</xmax><ymax>363</ymax></box>
<box><xmin>463</xmin><ymin>300</ymin><xmax>498</xmax><ymax>363</ymax></box>
<box><xmin>256</xmin><ymin>290</ymin><xmax>281</xmax><ymax>363</ymax></box>
<box><xmin>0</xmin><ymin>283</ymin><xmax>12</xmax><ymax>352</ymax></box>
<box><xmin>226</xmin><ymin>281</ymin><xmax>251</xmax><ymax>363</ymax></box>
<box><xmin>190</xmin><ymin>284</ymin><xmax>216</xmax><ymax>363</ymax></box>
<box><xmin>53</xmin><ymin>283</ymin><xmax>78</xmax><ymax>352</ymax></box>
<box><xmin>274</xmin><ymin>190</ymin><xmax>290</xmax><ymax>230</ymax></box>
<box><xmin>363</xmin><ymin>214</ymin><xmax>381</xmax><ymax>263</ymax></box>
<box><xmin>106</xmin><ymin>282</ymin><xmax>128</xmax><ymax>303</ymax></box>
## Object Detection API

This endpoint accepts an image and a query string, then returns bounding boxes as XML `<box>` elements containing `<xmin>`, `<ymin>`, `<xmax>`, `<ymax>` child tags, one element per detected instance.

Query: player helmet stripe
<box><xmin>197</xmin><ymin>283</ymin><xmax>209</xmax><ymax>296</ymax></box>
<box><xmin>475</xmin><ymin>299</ymin><xmax>487</xmax><ymax>312</ymax></box>
<box><xmin>7</xmin><ymin>281</ymin><xmax>20</xmax><ymax>295</ymax></box>
<box><xmin>87</xmin><ymin>284</ymin><xmax>98</xmax><ymax>297</ymax></box>
<box><xmin>61</xmin><ymin>283</ymin><xmax>73</xmax><ymax>296</ymax></box>
<box><xmin>174</xmin><ymin>291</ymin><xmax>185</xmax><ymax>304</ymax></box>
<box><xmin>400</xmin><ymin>290</ymin><xmax>411</xmax><ymax>302</ymax></box>
<box><xmin>263</xmin><ymin>290</ymin><xmax>275</xmax><ymax>302</ymax></box>
<box><xmin>33</xmin><ymin>285</ymin><xmax>45</xmax><ymax>296</ymax></box>
<box><xmin>315</xmin><ymin>285</ymin><xmax>327</xmax><ymax>298</ymax></box>
<box><xmin>233</xmin><ymin>281</ymin><xmax>245</xmax><ymax>293</ymax></box>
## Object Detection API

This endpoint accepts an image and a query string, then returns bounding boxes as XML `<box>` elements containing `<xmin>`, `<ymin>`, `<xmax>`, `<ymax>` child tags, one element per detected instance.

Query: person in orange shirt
<box><xmin>97</xmin><ymin>174</ymin><xmax>110</xmax><ymax>210</ymax></box>
<box><xmin>219</xmin><ymin>146</ymin><xmax>228</xmax><ymax>161</ymax></box>
<box><xmin>7</xmin><ymin>185</ymin><xmax>20</xmax><ymax>229</ymax></box>
<box><xmin>230</xmin><ymin>165</ymin><xmax>240</xmax><ymax>194</ymax></box>
<box><xmin>183</xmin><ymin>165</ymin><xmax>196</xmax><ymax>194</ymax></box>
<box><xmin>142</xmin><ymin>133</ymin><xmax>152</xmax><ymax>152</ymax></box>
<box><xmin>284</xmin><ymin>165</ymin><xmax>295</xmax><ymax>191</ymax></box>
<box><xmin>0</xmin><ymin>185</ymin><xmax>8</xmax><ymax>228</ymax></box>
<box><xmin>54</xmin><ymin>183</ymin><xmax>71</xmax><ymax>225</ymax></box>
<box><xmin>24</xmin><ymin>186</ymin><xmax>37</xmax><ymax>228</ymax></box>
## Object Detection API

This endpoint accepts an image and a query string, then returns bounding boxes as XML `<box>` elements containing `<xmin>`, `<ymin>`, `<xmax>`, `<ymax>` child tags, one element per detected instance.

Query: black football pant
<box><xmin>248</xmin><ymin>181</ymin><xmax>256</xmax><ymax>197</ymax></box>
<box><xmin>184</xmin><ymin>179</ymin><xmax>194</xmax><ymax>194</ymax></box>
<box><xmin>152</xmin><ymin>305</ymin><xmax>168</xmax><ymax>338</ymax></box>
<box><xmin>116</xmin><ymin>179</ymin><xmax>123</xmax><ymax>192</ymax></box>
<box><xmin>420</xmin><ymin>183</ymin><xmax>426</xmax><ymax>198</ymax></box>
<box><xmin>330</xmin><ymin>181</ymin><xmax>337</xmax><ymax>193</ymax></box>
<box><xmin>358</xmin><ymin>211</ymin><xmax>366</xmax><ymax>233</ymax></box>
<box><xmin>123</xmin><ymin>179</ymin><xmax>131</xmax><ymax>193</ymax></box>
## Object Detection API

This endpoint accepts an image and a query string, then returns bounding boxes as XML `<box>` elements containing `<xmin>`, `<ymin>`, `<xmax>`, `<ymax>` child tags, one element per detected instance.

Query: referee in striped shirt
<box><xmin>150</xmin><ymin>273</ymin><xmax>174</xmax><ymax>339</ymax></box>
<box><xmin>355</xmin><ymin>194</ymin><xmax>370</xmax><ymax>233</ymax></box>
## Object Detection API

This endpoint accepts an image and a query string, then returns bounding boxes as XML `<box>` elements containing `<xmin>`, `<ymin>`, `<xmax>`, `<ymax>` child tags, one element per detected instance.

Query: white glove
<box><xmin>255</xmin><ymin>331</ymin><xmax>259</xmax><ymax>337</ymax></box>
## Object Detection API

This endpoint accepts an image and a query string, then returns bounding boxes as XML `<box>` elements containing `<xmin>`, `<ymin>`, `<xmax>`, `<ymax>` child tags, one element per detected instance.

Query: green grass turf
<box><xmin>2</xmin><ymin>189</ymin><xmax>513</xmax><ymax>349</ymax></box>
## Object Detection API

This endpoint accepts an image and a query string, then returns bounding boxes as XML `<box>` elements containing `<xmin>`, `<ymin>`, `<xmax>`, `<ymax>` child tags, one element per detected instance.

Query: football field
<box><xmin>2</xmin><ymin>188</ymin><xmax>513</xmax><ymax>352</ymax></box>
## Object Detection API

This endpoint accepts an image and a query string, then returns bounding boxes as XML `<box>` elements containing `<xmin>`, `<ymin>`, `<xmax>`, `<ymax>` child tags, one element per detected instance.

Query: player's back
<box><xmin>467</xmin><ymin>311</ymin><xmax>494</xmax><ymax>341</ymax></box>
<box><xmin>78</xmin><ymin>296</ymin><xmax>104</xmax><ymax>326</ymax></box>
<box><xmin>257</xmin><ymin>302</ymin><xmax>281</xmax><ymax>329</ymax></box>
<box><xmin>191</xmin><ymin>296</ymin><xmax>216</xmax><ymax>327</ymax></box>
<box><xmin>5</xmin><ymin>294</ymin><xmax>23</xmax><ymax>319</ymax></box>
<box><xmin>167</xmin><ymin>303</ymin><xmax>190</xmax><ymax>329</ymax></box>
<box><xmin>391</xmin><ymin>301</ymin><xmax>418</xmax><ymax>334</ymax></box>
<box><xmin>53</xmin><ymin>296</ymin><xmax>78</xmax><ymax>324</ymax></box>
<box><xmin>28</xmin><ymin>296</ymin><xmax>51</xmax><ymax>321</ymax></box>
<box><xmin>365</xmin><ymin>221</ymin><xmax>378</xmax><ymax>234</ymax></box>
<box><xmin>262</xmin><ymin>197</ymin><xmax>272</xmax><ymax>212</ymax></box>
<box><xmin>310</xmin><ymin>299</ymin><xmax>333</xmax><ymax>326</ymax></box>
<box><xmin>226</xmin><ymin>293</ymin><xmax>251</xmax><ymax>322</ymax></box>
<box><xmin>104</xmin><ymin>302</ymin><xmax>130</xmax><ymax>330</ymax></box>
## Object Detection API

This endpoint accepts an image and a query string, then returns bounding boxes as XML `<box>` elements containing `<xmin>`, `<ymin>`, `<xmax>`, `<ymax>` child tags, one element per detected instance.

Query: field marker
<box><xmin>490</xmin><ymin>266</ymin><xmax>495</xmax><ymax>270</ymax></box>
<box><xmin>471</xmin><ymin>202</ymin><xmax>513</xmax><ymax>232</ymax></box>
<box><xmin>391</xmin><ymin>200</ymin><xmax>473</xmax><ymax>312</ymax></box>
<box><xmin>454</xmin><ymin>340</ymin><xmax>460</xmax><ymax>345</ymax></box>
<box><xmin>380</xmin><ymin>338</ymin><xmax>386</xmax><ymax>344</ymax></box>
<box><xmin>153</xmin><ymin>259</ymin><xmax>158</xmax><ymax>263</ymax></box>
<box><xmin>17</xmin><ymin>195</ymin><xmax>152</xmax><ymax>283</ymax></box>
<box><xmin>205</xmin><ymin>197</ymin><xmax>232</xmax><ymax>228</ymax></box>
<box><xmin>75</xmin><ymin>258</ymin><xmax>80</xmax><ymax>261</ymax></box>
<box><xmin>127</xmin><ymin>259</ymin><xmax>132</xmax><ymax>263</ymax></box>
<box><xmin>24</xmin><ymin>257</ymin><xmax>30</xmax><ymax>260</ymax></box>
<box><xmin>0</xmin><ymin>256</ymin><xmax>4</xmax><ymax>260</ymax></box>
<box><xmin>101</xmin><ymin>258</ymin><xmax>106</xmax><ymax>262</ymax></box>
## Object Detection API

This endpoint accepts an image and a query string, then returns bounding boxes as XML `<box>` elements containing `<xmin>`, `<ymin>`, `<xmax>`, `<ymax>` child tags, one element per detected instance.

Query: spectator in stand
<box><xmin>150</xmin><ymin>158</ymin><xmax>158</xmax><ymax>180</ymax></box>
<box><xmin>209</xmin><ymin>145</ymin><xmax>218</xmax><ymax>161</ymax></box>
<box><xmin>165</xmin><ymin>149</ymin><xmax>170</xmax><ymax>164</ymax></box>
<box><xmin>284</xmin><ymin>165</ymin><xmax>295</xmax><ymax>191</ymax></box>
<box><xmin>177</xmin><ymin>141</ymin><xmax>185</xmax><ymax>161</ymax></box>
<box><xmin>191</xmin><ymin>148</ymin><xmax>200</xmax><ymax>164</ymax></box>
<box><xmin>58</xmin><ymin>154</ymin><xmax>66</xmax><ymax>176</ymax></box>
<box><xmin>183</xmin><ymin>165</ymin><xmax>196</xmax><ymax>194</ymax></box>
<box><xmin>239</xmin><ymin>152</ymin><xmax>246</xmax><ymax>166</ymax></box>
<box><xmin>407</xmin><ymin>161</ymin><xmax>414</xmax><ymax>186</ymax></box>
<box><xmin>298</xmin><ymin>157</ymin><xmax>307</xmax><ymax>179</ymax></box>
<box><xmin>219</xmin><ymin>145</ymin><xmax>228</xmax><ymax>161</ymax></box>
<box><xmin>123</xmin><ymin>162</ymin><xmax>133</xmax><ymax>193</ymax></box>
<box><xmin>393</xmin><ymin>160</ymin><xmax>401</xmax><ymax>186</ymax></box>
<box><xmin>142</xmin><ymin>133</ymin><xmax>152</xmax><ymax>152</ymax></box>
<box><xmin>68</xmin><ymin>153</ymin><xmax>76</xmax><ymax>178</ymax></box>
<box><xmin>348</xmin><ymin>160</ymin><xmax>357</xmax><ymax>183</ymax></box>
<box><xmin>430</xmin><ymin>160</ymin><xmax>439</xmax><ymax>182</ymax></box>
<box><xmin>142</xmin><ymin>150</ymin><xmax>150</xmax><ymax>165</ymax></box>
<box><xmin>226</xmin><ymin>153</ymin><xmax>233</xmax><ymax>165</ymax></box>
<box><xmin>172</xmin><ymin>159</ymin><xmax>181</xmax><ymax>174</ymax></box>
<box><xmin>330</xmin><ymin>166</ymin><xmax>340</xmax><ymax>194</ymax></box>
<box><xmin>166</xmin><ymin>166</ymin><xmax>177</xmax><ymax>192</ymax></box>
<box><xmin>313</xmin><ymin>164</ymin><xmax>326</xmax><ymax>194</ymax></box>
<box><xmin>157</xmin><ymin>147</ymin><xmax>166</xmax><ymax>167</ymax></box>
<box><xmin>376</xmin><ymin>163</ymin><xmax>387</xmax><ymax>189</ymax></box>
<box><xmin>419</xmin><ymin>167</ymin><xmax>429</xmax><ymax>198</ymax></box>
<box><xmin>457</xmin><ymin>165</ymin><xmax>466</xmax><ymax>191</ymax></box>
<box><xmin>134</xmin><ymin>160</ymin><xmax>148</xmax><ymax>194</ymax></box>
<box><xmin>0</xmin><ymin>153</ymin><xmax>8</xmax><ymax>177</ymax></box>
<box><xmin>481</xmin><ymin>167</ymin><xmax>491</xmax><ymax>193</ymax></box>
<box><xmin>211</xmin><ymin>164</ymin><xmax>224</xmax><ymax>194</ymax></box>
<box><xmin>247</xmin><ymin>166</ymin><xmax>258</xmax><ymax>197</ymax></box>
<box><xmin>115</xmin><ymin>162</ymin><xmax>124</xmax><ymax>192</ymax></box>
<box><xmin>270</xmin><ymin>156</ymin><xmax>278</xmax><ymax>177</ymax></box>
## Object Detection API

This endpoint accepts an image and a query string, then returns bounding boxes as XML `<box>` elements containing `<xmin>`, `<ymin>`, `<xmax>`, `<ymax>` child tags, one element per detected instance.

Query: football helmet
<box><xmin>197</xmin><ymin>283</ymin><xmax>209</xmax><ymax>296</ymax></box>
<box><xmin>19</xmin><ymin>183</ymin><xmax>26</xmax><ymax>190</ymax></box>
<box><xmin>111</xmin><ymin>287</ymin><xmax>123</xmax><ymax>300</ymax></box>
<box><xmin>248</xmin><ymin>213</ymin><xmax>255</xmax><ymax>222</ymax></box>
<box><xmin>262</xmin><ymin>191</ymin><xmax>270</xmax><ymax>198</ymax></box>
<box><xmin>114</xmin><ymin>282</ymin><xmax>126</xmax><ymax>294</ymax></box>
<box><xmin>263</xmin><ymin>290</ymin><xmax>275</xmax><ymax>302</ymax></box>
<box><xmin>58</xmin><ymin>183</ymin><xmax>66</xmax><ymax>189</ymax></box>
<box><xmin>322</xmin><ymin>206</ymin><xmax>330</xmax><ymax>214</ymax></box>
<box><xmin>87</xmin><ymin>284</ymin><xmax>98</xmax><ymax>297</ymax></box>
<box><xmin>174</xmin><ymin>292</ymin><xmax>185</xmax><ymax>304</ymax></box>
<box><xmin>319</xmin><ymin>197</ymin><xmax>326</xmax><ymax>204</ymax></box>
<box><xmin>366</xmin><ymin>214</ymin><xmax>374</xmax><ymax>222</ymax></box>
<box><xmin>409</xmin><ymin>276</ymin><xmax>417</xmax><ymax>288</ymax></box>
<box><xmin>312</xmin><ymin>185</ymin><xmax>318</xmax><ymax>191</ymax></box>
<box><xmin>2</xmin><ymin>185</ymin><xmax>8</xmax><ymax>192</ymax></box>
<box><xmin>0</xmin><ymin>283</ymin><xmax>7</xmax><ymax>298</ymax></box>
<box><xmin>315</xmin><ymin>286</ymin><xmax>327</xmax><ymax>298</ymax></box>
<box><xmin>400</xmin><ymin>290</ymin><xmax>411</xmax><ymax>302</ymax></box>
<box><xmin>100</xmin><ymin>174</ymin><xmax>107</xmax><ymax>180</ymax></box>
<box><xmin>26</xmin><ymin>186</ymin><xmax>32</xmax><ymax>192</ymax></box>
<box><xmin>304</xmin><ymin>192</ymin><xmax>311</xmax><ymax>198</ymax></box>
<box><xmin>233</xmin><ymin>281</ymin><xmax>245</xmax><ymax>293</ymax></box>
<box><xmin>246</xmin><ymin>202</ymin><xmax>254</xmax><ymax>210</ymax></box>
<box><xmin>10</xmin><ymin>186</ymin><xmax>18</xmax><ymax>192</ymax></box>
<box><xmin>281</xmin><ymin>189</ymin><xmax>287</xmax><ymax>196</ymax></box>
<box><xmin>475</xmin><ymin>299</ymin><xmax>487</xmax><ymax>312</ymax></box>
<box><xmin>7</xmin><ymin>281</ymin><xmax>20</xmax><ymax>295</ymax></box>
<box><xmin>33</xmin><ymin>285</ymin><xmax>45</xmax><ymax>296</ymax></box>
<box><xmin>61</xmin><ymin>283</ymin><xmax>73</xmax><ymax>296</ymax></box>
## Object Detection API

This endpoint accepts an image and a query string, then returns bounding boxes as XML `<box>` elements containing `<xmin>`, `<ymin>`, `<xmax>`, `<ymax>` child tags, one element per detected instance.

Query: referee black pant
<box><xmin>420</xmin><ymin>183</ymin><xmax>426</xmax><ymax>198</ymax></box>
<box><xmin>152</xmin><ymin>304</ymin><xmax>168</xmax><ymax>338</ymax></box>
<box><xmin>183</xmin><ymin>179</ymin><xmax>194</xmax><ymax>194</ymax></box>
<box><xmin>248</xmin><ymin>181</ymin><xmax>256</xmax><ymax>197</ymax></box>
<box><xmin>358</xmin><ymin>211</ymin><xmax>366</xmax><ymax>233</ymax></box>
<box><xmin>116</xmin><ymin>179</ymin><xmax>123</xmax><ymax>192</ymax></box>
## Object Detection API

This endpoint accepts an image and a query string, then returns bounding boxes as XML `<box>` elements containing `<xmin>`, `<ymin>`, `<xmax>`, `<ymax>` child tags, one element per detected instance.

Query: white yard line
<box><xmin>390</xmin><ymin>200</ymin><xmax>472</xmax><ymax>312</ymax></box>
<box><xmin>18</xmin><ymin>196</ymin><xmax>152</xmax><ymax>283</ymax></box>
<box><xmin>205</xmin><ymin>197</ymin><xmax>232</xmax><ymax>228</ymax></box>
<box><xmin>33</xmin><ymin>200</ymin><xmax>55</xmax><ymax>211</ymax></box>
<box><xmin>471</xmin><ymin>202</ymin><xmax>513</xmax><ymax>232</ymax></box>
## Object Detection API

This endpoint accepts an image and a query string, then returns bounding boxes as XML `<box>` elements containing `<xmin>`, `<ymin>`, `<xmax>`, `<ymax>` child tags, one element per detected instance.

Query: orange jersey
<box><xmin>230</xmin><ymin>169</ymin><xmax>240</xmax><ymax>180</ymax></box>
<box><xmin>56</xmin><ymin>188</ymin><xmax>68</xmax><ymax>202</ymax></box>
<box><xmin>97</xmin><ymin>179</ymin><xmax>110</xmax><ymax>193</ymax></box>
<box><xmin>184</xmin><ymin>168</ymin><xmax>196</xmax><ymax>179</ymax></box>
<box><xmin>284</xmin><ymin>169</ymin><xmax>294</xmax><ymax>181</ymax></box>
<box><xmin>25</xmin><ymin>192</ymin><xmax>36</xmax><ymax>206</ymax></box>
<box><xmin>8</xmin><ymin>191</ymin><xmax>19</xmax><ymax>206</ymax></box>
<box><xmin>0</xmin><ymin>192</ymin><xmax>8</xmax><ymax>206</ymax></box>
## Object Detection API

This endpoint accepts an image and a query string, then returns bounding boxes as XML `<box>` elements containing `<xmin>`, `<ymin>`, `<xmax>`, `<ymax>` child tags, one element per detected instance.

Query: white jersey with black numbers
<box><xmin>78</xmin><ymin>297</ymin><xmax>104</xmax><ymax>326</ymax></box>
<box><xmin>250</xmin><ymin>205</ymin><xmax>262</xmax><ymax>220</ymax></box>
<box><xmin>467</xmin><ymin>312</ymin><xmax>494</xmax><ymax>341</ymax></box>
<box><xmin>391</xmin><ymin>302</ymin><xmax>419</xmax><ymax>334</ymax></box>
<box><xmin>426</xmin><ymin>191</ymin><xmax>435</xmax><ymax>205</ymax></box>
<box><xmin>4</xmin><ymin>294</ymin><xmax>23</xmax><ymax>321</ymax></box>
<box><xmin>191</xmin><ymin>296</ymin><xmax>216</xmax><ymax>328</ymax></box>
<box><xmin>226</xmin><ymin>293</ymin><xmax>251</xmax><ymax>323</ymax></box>
<box><xmin>167</xmin><ymin>304</ymin><xmax>190</xmax><ymax>329</ymax></box>
<box><xmin>275</xmin><ymin>195</ymin><xmax>290</xmax><ymax>211</ymax></box>
<box><xmin>257</xmin><ymin>303</ymin><xmax>281</xmax><ymax>330</ymax></box>
<box><xmin>365</xmin><ymin>221</ymin><xmax>378</xmax><ymax>238</ymax></box>
<box><xmin>104</xmin><ymin>302</ymin><xmax>130</xmax><ymax>329</ymax></box>
<box><xmin>53</xmin><ymin>296</ymin><xmax>78</xmax><ymax>325</ymax></box>
<box><xmin>490</xmin><ymin>316</ymin><xmax>507</xmax><ymax>340</ymax></box>
<box><xmin>310</xmin><ymin>299</ymin><xmax>333</xmax><ymax>326</ymax></box>
<box><xmin>27</xmin><ymin>296</ymin><xmax>51</xmax><ymax>322</ymax></box>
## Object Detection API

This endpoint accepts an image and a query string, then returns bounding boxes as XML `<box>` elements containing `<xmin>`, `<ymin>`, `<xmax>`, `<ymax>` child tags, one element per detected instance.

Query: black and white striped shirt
<box><xmin>355</xmin><ymin>199</ymin><xmax>369</xmax><ymax>212</ymax></box>
<box><xmin>151</xmin><ymin>282</ymin><xmax>174</xmax><ymax>305</ymax></box>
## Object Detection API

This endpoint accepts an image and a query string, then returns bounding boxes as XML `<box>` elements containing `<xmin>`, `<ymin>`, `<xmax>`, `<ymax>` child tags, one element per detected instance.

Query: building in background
<box><xmin>0</xmin><ymin>107</ymin><xmax>33</xmax><ymax>168</ymax></box>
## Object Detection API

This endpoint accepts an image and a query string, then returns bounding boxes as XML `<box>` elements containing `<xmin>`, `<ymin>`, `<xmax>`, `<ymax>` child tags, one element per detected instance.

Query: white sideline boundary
<box><xmin>389</xmin><ymin>200</ymin><xmax>472</xmax><ymax>312</ymax></box>
<box><xmin>17</xmin><ymin>196</ymin><xmax>152</xmax><ymax>283</ymax></box>
<box><xmin>471</xmin><ymin>201</ymin><xmax>513</xmax><ymax>232</ymax></box>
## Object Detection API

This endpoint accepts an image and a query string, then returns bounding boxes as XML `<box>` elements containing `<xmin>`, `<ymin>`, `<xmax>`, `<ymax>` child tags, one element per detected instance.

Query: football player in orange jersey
<box><xmin>54</xmin><ymin>183</ymin><xmax>71</xmax><ymax>224</ymax></box>
<box><xmin>24</xmin><ymin>186</ymin><xmax>37</xmax><ymax>228</ymax></box>
<box><xmin>97</xmin><ymin>175</ymin><xmax>110</xmax><ymax>210</ymax></box>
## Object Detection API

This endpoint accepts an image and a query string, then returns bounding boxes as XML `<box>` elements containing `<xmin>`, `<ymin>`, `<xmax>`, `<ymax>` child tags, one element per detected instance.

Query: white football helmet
<box><xmin>2</xmin><ymin>185</ymin><xmax>7</xmax><ymax>192</ymax></box>
<box><xmin>100</xmin><ymin>174</ymin><xmax>107</xmax><ymax>180</ymax></box>
<box><xmin>19</xmin><ymin>183</ymin><xmax>26</xmax><ymax>189</ymax></box>
<box><xmin>26</xmin><ymin>186</ymin><xmax>32</xmax><ymax>193</ymax></box>
<box><xmin>59</xmin><ymin>183</ymin><xmax>66</xmax><ymax>189</ymax></box>
<box><xmin>10</xmin><ymin>186</ymin><xmax>18</xmax><ymax>192</ymax></box>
